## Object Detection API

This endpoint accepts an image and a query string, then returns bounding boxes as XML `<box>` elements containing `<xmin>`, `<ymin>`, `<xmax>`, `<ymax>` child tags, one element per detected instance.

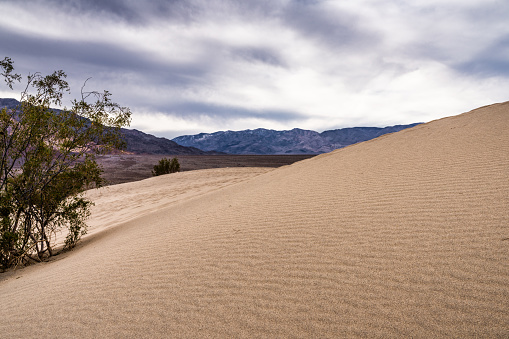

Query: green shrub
<box><xmin>0</xmin><ymin>57</ymin><xmax>131</xmax><ymax>270</ymax></box>
<box><xmin>152</xmin><ymin>157</ymin><xmax>180</xmax><ymax>176</ymax></box>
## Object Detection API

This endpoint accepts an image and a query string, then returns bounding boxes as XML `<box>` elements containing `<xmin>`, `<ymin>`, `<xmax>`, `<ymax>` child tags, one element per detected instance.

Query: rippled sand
<box><xmin>1</xmin><ymin>102</ymin><xmax>508</xmax><ymax>338</ymax></box>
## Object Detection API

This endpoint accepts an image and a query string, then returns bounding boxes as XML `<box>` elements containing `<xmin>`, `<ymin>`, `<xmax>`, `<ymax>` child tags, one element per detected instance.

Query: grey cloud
<box><xmin>0</xmin><ymin>28</ymin><xmax>149</xmax><ymax>70</ymax></box>
<box><xmin>0</xmin><ymin>27</ymin><xmax>214</xmax><ymax>90</ymax></box>
<box><xmin>22</xmin><ymin>0</ymin><xmax>286</xmax><ymax>26</ymax></box>
<box><xmin>454</xmin><ymin>36</ymin><xmax>509</xmax><ymax>77</ymax></box>
<box><xmin>63</xmin><ymin>0</ymin><xmax>141</xmax><ymax>22</ymax></box>
<box><xmin>231</xmin><ymin>47</ymin><xmax>287</xmax><ymax>68</ymax></box>
<box><xmin>151</xmin><ymin>101</ymin><xmax>306</xmax><ymax>122</ymax></box>
<box><xmin>7</xmin><ymin>0</ymin><xmax>377</xmax><ymax>51</ymax></box>
<box><xmin>455</xmin><ymin>4</ymin><xmax>509</xmax><ymax>77</ymax></box>
<box><xmin>6</xmin><ymin>0</ymin><xmax>200</xmax><ymax>25</ymax></box>
<box><xmin>401</xmin><ymin>3</ymin><xmax>509</xmax><ymax>78</ymax></box>
<box><xmin>282</xmin><ymin>1</ymin><xmax>379</xmax><ymax>51</ymax></box>
<box><xmin>464</xmin><ymin>1</ymin><xmax>509</xmax><ymax>23</ymax></box>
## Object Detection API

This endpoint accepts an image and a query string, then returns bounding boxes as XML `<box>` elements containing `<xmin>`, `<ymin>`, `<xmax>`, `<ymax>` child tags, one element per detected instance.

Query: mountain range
<box><xmin>0</xmin><ymin>98</ymin><xmax>212</xmax><ymax>155</ymax></box>
<box><xmin>120</xmin><ymin>128</ymin><xmax>216</xmax><ymax>155</ymax></box>
<box><xmin>2</xmin><ymin>98</ymin><xmax>420</xmax><ymax>155</ymax></box>
<box><xmin>172</xmin><ymin>124</ymin><xmax>421</xmax><ymax>154</ymax></box>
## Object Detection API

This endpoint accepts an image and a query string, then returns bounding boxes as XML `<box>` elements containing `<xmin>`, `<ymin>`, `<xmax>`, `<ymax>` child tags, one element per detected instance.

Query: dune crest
<box><xmin>1</xmin><ymin>102</ymin><xmax>508</xmax><ymax>338</ymax></box>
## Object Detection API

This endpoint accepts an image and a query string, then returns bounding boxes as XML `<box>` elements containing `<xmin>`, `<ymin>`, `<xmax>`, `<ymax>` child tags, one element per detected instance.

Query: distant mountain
<box><xmin>0</xmin><ymin>98</ymin><xmax>214</xmax><ymax>155</ymax></box>
<box><xmin>120</xmin><ymin>128</ymin><xmax>217</xmax><ymax>155</ymax></box>
<box><xmin>172</xmin><ymin>124</ymin><xmax>421</xmax><ymax>154</ymax></box>
<box><xmin>2</xmin><ymin>98</ymin><xmax>420</xmax><ymax>155</ymax></box>
<box><xmin>320</xmin><ymin>125</ymin><xmax>421</xmax><ymax>146</ymax></box>
<box><xmin>0</xmin><ymin>98</ymin><xmax>19</xmax><ymax>110</ymax></box>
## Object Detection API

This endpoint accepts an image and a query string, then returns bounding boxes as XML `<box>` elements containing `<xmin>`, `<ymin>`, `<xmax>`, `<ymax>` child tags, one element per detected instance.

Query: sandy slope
<box><xmin>83</xmin><ymin>167</ymin><xmax>273</xmax><ymax>241</ymax></box>
<box><xmin>1</xmin><ymin>102</ymin><xmax>508</xmax><ymax>338</ymax></box>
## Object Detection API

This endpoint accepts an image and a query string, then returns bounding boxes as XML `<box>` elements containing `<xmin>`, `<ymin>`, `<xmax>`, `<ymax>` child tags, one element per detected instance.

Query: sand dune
<box><xmin>1</xmin><ymin>102</ymin><xmax>508</xmax><ymax>338</ymax></box>
<box><xmin>83</xmin><ymin>167</ymin><xmax>273</xmax><ymax>242</ymax></box>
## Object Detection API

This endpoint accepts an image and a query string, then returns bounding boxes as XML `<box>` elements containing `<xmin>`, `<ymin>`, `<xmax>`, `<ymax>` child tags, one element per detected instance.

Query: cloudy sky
<box><xmin>1</xmin><ymin>0</ymin><xmax>508</xmax><ymax>138</ymax></box>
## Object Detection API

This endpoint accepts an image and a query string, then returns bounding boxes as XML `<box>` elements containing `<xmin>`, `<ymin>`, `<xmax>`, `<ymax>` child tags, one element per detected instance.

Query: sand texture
<box><xmin>1</xmin><ymin>102</ymin><xmax>508</xmax><ymax>338</ymax></box>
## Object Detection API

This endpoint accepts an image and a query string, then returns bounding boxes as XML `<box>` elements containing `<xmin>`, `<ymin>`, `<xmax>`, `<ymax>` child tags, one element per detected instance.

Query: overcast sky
<box><xmin>1</xmin><ymin>0</ymin><xmax>508</xmax><ymax>138</ymax></box>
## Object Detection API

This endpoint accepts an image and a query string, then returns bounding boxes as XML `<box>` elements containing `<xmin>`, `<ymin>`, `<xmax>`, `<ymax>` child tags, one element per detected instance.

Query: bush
<box><xmin>0</xmin><ymin>57</ymin><xmax>131</xmax><ymax>270</ymax></box>
<box><xmin>152</xmin><ymin>157</ymin><xmax>180</xmax><ymax>176</ymax></box>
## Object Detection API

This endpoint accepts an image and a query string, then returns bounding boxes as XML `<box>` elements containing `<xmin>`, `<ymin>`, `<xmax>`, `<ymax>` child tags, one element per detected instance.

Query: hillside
<box><xmin>172</xmin><ymin>123</ymin><xmax>420</xmax><ymax>154</ymax></box>
<box><xmin>1</xmin><ymin>102</ymin><xmax>508</xmax><ymax>337</ymax></box>
<box><xmin>120</xmin><ymin>128</ymin><xmax>215</xmax><ymax>155</ymax></box>
<box><xmin>0</xmin><ymin>98</ymin><xmax>211</xmax><ymax>155</ymax></box>
<box><xmin>0</xmin><ymin>98</ymin><xmax>19</xmax><ymax>110</ymax></box>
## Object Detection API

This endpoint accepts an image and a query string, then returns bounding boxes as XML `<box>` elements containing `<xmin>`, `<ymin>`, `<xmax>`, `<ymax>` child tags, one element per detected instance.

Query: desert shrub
<box><xmin>0</xmin><ymin>57</ymin><xmax>131</xmax><ymax>270</ymax></box>
<box><xmin>152</xmin><ymin>157</ymin><xmax>180</xmax><ymax>176</ymax></box>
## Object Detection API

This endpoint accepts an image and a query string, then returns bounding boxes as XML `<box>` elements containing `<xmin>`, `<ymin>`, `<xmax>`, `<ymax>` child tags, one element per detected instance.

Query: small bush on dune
<box><xmin>152</xmin><ymin>157</ymin><xmax>180</xmax><ymax>176</ymax></box>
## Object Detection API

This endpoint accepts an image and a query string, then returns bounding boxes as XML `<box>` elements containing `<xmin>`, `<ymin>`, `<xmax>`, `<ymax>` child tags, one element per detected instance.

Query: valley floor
<box><xmin>96</xmin><ymin>154</ymin><xmax>315</xmax><ymax>185</ymax></box>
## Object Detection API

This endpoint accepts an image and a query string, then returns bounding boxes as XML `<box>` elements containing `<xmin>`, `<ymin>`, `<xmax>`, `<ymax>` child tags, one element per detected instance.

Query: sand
<box><xmin>1</xmin><ymin>102</ymin><xmax>508</xmax><ymax>338</ymax></box>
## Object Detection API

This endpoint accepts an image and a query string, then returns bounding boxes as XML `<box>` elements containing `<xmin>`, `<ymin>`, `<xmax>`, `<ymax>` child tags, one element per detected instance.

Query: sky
<box><xmin>0</xmin><ymin>0</ymin><xmax>508</xmax><ymax>139</ymax></box>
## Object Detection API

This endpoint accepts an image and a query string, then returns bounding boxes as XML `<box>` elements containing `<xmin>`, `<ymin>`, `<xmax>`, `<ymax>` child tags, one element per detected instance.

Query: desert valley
<box><xmin>0</xmin><ymin>101</ymin><xmax>508</xmax><ymax>337</ymax></box>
